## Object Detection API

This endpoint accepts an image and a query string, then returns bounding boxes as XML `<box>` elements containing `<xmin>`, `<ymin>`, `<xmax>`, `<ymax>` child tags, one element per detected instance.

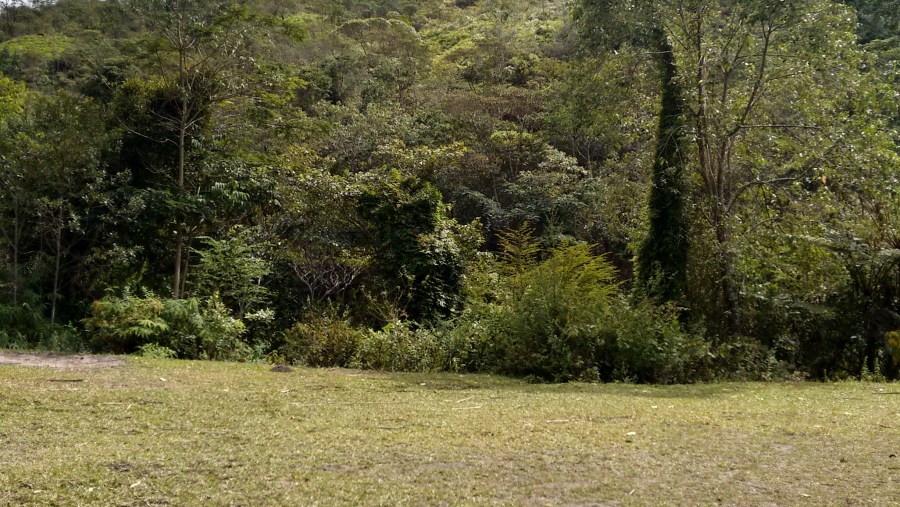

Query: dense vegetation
<box><xmin>1</xmin><ymin>0</ymin><xmax>898</xmax><ymax>382</ymax></box>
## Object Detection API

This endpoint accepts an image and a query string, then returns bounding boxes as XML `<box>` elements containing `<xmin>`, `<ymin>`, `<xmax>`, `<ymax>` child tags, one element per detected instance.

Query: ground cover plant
<box><xmin>0</xmin><ymin>355</ymin><xmax>897</xmax><ymax>506</ymax></box>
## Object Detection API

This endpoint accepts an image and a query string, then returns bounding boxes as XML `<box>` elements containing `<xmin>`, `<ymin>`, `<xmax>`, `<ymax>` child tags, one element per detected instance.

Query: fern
<box><xmin>124</xmin><ymin>318</ymin><xmax>169</xmax><ymax>339</ymax></box>
<box><xmin>498</xmin><ymin>223</ymin><xmax>540</xmax><ymax>275</ymax></box>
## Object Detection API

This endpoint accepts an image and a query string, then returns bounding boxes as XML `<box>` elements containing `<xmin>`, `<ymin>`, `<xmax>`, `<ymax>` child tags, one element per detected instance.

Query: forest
<box><xmin>1</xmin><ymin>0</ymin><xmax>898</xmax><ymax>382</ymax></box>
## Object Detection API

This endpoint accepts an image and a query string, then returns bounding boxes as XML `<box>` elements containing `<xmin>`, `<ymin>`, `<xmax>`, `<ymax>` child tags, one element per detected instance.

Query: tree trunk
<box><xmin>12</xmin><ymin>201</ymin><xmax>19</xmax><ymax>306</ymax></box>
<box><xmin>173</xmin><ymin>120</ymin><xmax>187</xmax><ymax>299</ymax></box>
<box><xmin>51</xmin><ymin>222</ymin><xmax>61</xmax><ymax>325</ymax></box>
<box><xmin>173</xmin><ymin>24</ymin><xmax>187</xmax><ymax>299</ymax></box>
<box><xmin>180</xmin><ymin>232</ymin><xmax>193</xmax><ymax>298</ymax></box>
<box><xmin>713</xmin><ymin>202</ymin><xmax>739</xmax><ymax>337</ymax></box>
<box><xmin>173</xmin><ymin>230</ymin><xmax>183</xmax><ymax>299</ymax></box>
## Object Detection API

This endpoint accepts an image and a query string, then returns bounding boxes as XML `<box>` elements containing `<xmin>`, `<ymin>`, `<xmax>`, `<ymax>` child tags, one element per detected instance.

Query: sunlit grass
<box><xmin>1</xmin><ymin>358</ymin><xmax>898</xmax><ymax>506</ymax></box>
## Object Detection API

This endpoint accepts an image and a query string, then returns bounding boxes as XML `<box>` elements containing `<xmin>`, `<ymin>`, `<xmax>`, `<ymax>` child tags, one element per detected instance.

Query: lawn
<box><xmin>0</xmin><ymin>355</ymin><xmax>897</xmax><ymax>506</ymax></box>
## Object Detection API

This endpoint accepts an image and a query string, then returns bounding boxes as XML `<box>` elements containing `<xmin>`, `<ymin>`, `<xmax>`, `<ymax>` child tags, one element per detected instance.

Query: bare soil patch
<box><xmin>0</xmin><ymin>351</ymin><xmax>125</xmax><ymax>369</ymax></box>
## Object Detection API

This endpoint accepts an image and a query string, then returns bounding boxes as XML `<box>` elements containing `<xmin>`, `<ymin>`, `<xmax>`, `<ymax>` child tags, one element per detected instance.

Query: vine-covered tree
<box><xmin>576</xmin><ymin>0</ymin><xmax>690</xmax><ymax>303</ymax></box>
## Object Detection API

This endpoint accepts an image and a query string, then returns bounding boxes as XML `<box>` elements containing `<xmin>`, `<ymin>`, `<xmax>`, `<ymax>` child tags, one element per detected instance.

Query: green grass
<box><xmin>1</xmin><ymin>358</ymin><xmax>898</xmax><ymax>506</ymax></box>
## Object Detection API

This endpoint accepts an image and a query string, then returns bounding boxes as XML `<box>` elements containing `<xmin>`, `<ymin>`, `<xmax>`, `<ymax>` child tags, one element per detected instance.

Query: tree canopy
<box><xmin>1</xmin><ymin>0</ymin><xmax>898</xmax><ymax>381</ymax></box>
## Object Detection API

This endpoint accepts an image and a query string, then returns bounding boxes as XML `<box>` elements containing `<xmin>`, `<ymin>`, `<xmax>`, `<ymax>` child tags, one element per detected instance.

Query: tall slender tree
<box><xmin>575</xmin><ymin>1</ymin><xmax>690</xmax><ymax>303</ymax></box>
<box><xmin>129</xmin><ymin>0</ymin><xmax>255</xmax><ymax>298</ymax></box>
<box><xmin>636</xmin><ymin>30</ymin><xmax>690</xmax><ymax>303</ymax></box>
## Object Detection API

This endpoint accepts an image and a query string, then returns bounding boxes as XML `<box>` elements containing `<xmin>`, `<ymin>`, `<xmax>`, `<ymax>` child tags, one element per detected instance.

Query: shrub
<box><xmin>887</xmin><ymin>330</ymin><xmax>900</xmax><ymax>368</ymax></box>
<box><xmin>353</xmin><ymin>321</ymin><xmax>446</xmax><ymax>372</ymax></box>
<box><xmin>280</xmin><ymin>311</ymin><xmax>363</xmax><ymax>367</ymax></box>
<box><xmin>0</xmin><ymin>302</ymin><xmax>84</xmax><ymax>352</ymax></box>
<box><xmin>83</xmin><ymin>291</ymin><xmax>251</xmax><ymax>360</ymax></box>
<box><xmin>711</xmin><ymin>336</ymin><xmax>786</xmax><ymax>381</ymax></box>
<box><xmin>450</xmin><ymin>237</ymin><xmax>713</xmax><ymax>383</ymax></box>
<box><xmin>492</xmin><ymin>243</ymin><xmax>618</xmax><ymax>381</ymax></box>
<box><xmin>135</xmin><ymin>342</ymin><xmax>178</xmax><ymax>359</ymax></box>
<box><xmin>190</xmin><ymin>231</ymin><xmax>272</xmax><ymax>317</ymax></box>
<box><xmin>440</xmin><ymin>318</ymin><xmax>499</xmax><ymax>373</ymax></box>
<box><xmin>602</xmin><ymin>299</ymin><xmax>711</xmax><ymax>383</ymax></box>
<box><xmin>281</xmin><ymin>314</ymin><xmax>468</xmax><ymax>372</ymax></box>
<box><xmin>438</xmin><ymin>252</ymin><xmax>506</xmax><ymax>373</ymax></box>
<box><xmin>184</xmin><ymin>295</ymin><xmax>250</xmax><ymax>361</ymax></box>
<box><xmin>83</xmin><ymin>292</ymin><xmax>167</xmax><ymax>353</ymax></box>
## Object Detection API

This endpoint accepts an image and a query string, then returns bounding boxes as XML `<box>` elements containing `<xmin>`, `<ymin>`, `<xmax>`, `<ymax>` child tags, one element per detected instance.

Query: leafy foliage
<box><xmin>450</xmin><ymin>237</ymin><xmax>710</xmax><ymax>383</ymax></box>
<box><xmin>280</xmin><ymin>310</ymin><xmax>363</xmax><ymax>367</ymax></box>
<box><xmin>357</xmin><ymin>170</ymin><xmax>476</xmax><ymax>323</ymax></box>
<box><xmin>635</xmin><ymin>34</ymin><xmax>690</xmax><ymax>303</ymax></box>
<box><xmin>352</xmin><ymin>320</ymin><xmax>447</xmax><ymax>373</ymax></box>
<box><xmin>190</xmin><ymin>231</ymin><xmax>272</xmax><ymax>316</ymax></box>
<box><xmin>0</xmin><ymin>0</ymin><xmax>898</xmax><ymax>381</ymax></box>
<box><xmin>83</xmin><ymin>291</ymin><xmax>250</xmax><ymax>360</ymax></box>
<box><xmin>491</xmin><ymin>243</ymin><xmax>619</xmax><ymax>381</ymax></box>
<box><xmin>601</xmin><ymin>299</ymin><xmax>710</xmax><ymax>383</ymax></box>
<box><xmin>135</xmin><ymin>342</ymin><xmax>178</xmax><ymax>359</ymax></box>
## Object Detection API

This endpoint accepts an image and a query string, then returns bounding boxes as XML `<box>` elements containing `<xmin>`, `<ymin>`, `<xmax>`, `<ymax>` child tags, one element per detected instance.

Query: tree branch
<box><xmin>737</xmin><ymin>124</ymin><xmax>823</xmax><ymax>130</ymax></box>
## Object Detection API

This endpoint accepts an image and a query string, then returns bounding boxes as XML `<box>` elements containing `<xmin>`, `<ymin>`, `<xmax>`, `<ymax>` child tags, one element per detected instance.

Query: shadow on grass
<box><xmin>379</xmin><ymin>370</ymin><xmax>756</xmax><ymax>399</ymax></box>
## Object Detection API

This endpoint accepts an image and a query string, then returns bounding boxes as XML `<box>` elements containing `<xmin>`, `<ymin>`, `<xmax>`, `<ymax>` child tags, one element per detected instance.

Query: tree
<box><xmin>127</xmin><ymin>0</ymin><xmax>256</xmax><ymax>298</ymax></box>
<box><xmin>842</xmin><ymin>0</ymin><xmax>900</xmax><ymax>42</ymax></box>
<box><xmin>576</xmin><ymin>0</ymin><xmax>894</xmax><ymax>338</ymax></box>
<box><xmin>190</xmin><ymin>230</ymin><xmax>272</xmax><ymax>318</ymax></box>
<box><xmin>636</xmin><ymin>31</ymin><xmax>690</xmax><ymax>303</ymax></box>
<box><xmin>575</xmin><ymin>1</ymin><xmax>690</xmax><ymax>303</ymax></box>
<box><xmin>661</xmin><ymin>0</ymin><xmax>886</xmax><ymax>334</ymax></box>
<box><xmin>358</xmin><ymin>169</ymin><xmax>478</xmax><ymax>323</ymax></box>
<box><xmin>337</xmin><ymin>17</ymin><xmax>428</xmax><ymax>105</ymax></box>
<box><xmin>0</xmin><ymin>73</ymin><xmax>27</xmax><ymax>305</ymax></box>
<box><xmin>0</xmin><ymin>73</ymin><xmax>24</xmax><ymax>120</ymax></box>
<box><xmin>0</xmin><ymin>92</ymin><xmax>110</xmax><ymax>322</ymax></box>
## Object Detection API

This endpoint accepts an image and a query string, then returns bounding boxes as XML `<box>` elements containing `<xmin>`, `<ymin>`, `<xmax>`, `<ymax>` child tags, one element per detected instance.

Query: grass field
<box><xmin>0</xmin><ymin>356</ymin><xmax>898</xmax><ymax>506</ymax></box>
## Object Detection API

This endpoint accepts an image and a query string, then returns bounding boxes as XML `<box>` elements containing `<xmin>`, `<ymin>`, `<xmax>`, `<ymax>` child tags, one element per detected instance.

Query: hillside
<box><xmin>1</xmin><ymin>0</ymin><xmax>899</xmax><ymax>382</ymax></box>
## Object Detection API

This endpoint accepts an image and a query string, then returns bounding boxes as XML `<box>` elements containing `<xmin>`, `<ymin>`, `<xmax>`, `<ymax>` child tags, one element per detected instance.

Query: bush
<box><xmin>135</xmin><ymin>342</ymin><xmax>178</xmax><ymax>359</ymax></box>
<box><xmin>711</xmin><ymin>336</ymin><xmax>789</xmax><ymax>381</ymax></box>
<box><xmin>280</xmin><ymin>313</ymin><xmax>472</xmax><ymax>372</ymax></box>
<box><xmin>83</xmin><ymin>292</ymin><xmax>167</xmax><ymax>353</ymax></box>
<box><xmin>176</xmin><ymin>295</ymin><xmax>250</xmax><ymax>361</ymax></box>
<box><xmin>440</xmin><ymin>318</ymin><xmax>498</xmax><ymax>373</ymax></box>
<box><xmin>83</xmin><ymin>291</ymin><xmax>251</xmax><ymax>360</ymax></box>
<box><xmin>280</xmin><ymin>311</ymin><xmax>363</xmax><ymax>367</ymax></box>
<box><xmin>492</xmin><ymin>243</ymin><xmax>618</xmax><ymax>381</ymax></box>
<box><xmin>352</xmin><ymin>321</ymin><xmax>446</xmax><ymax>372</ymax></box>
<box><xmin>0</xmin><ymin>302</ymin><xmax>84</xmax><ymax>352</ymax></box>
<box><xmin>601</xmin><ymin>299</ymin><xmax>711</xmax><ymax>383</ymax></box>
<box><xmin>190</xmin><ymin>231</ymin><xmax>272</xmax><ymax>317</ymax></box>
<box><xmin>449</xmin><ymin>238</ymin><xmax>713</xmax><ymax>383</ymax></box>
<box><xmin>887</xmin><ymin>330</ymin><xmax>900</xmax><ymax>368</ymax></box>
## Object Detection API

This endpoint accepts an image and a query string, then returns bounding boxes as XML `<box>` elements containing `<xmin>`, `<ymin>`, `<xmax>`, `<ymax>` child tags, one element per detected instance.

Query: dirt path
<box><xmin>0</xmin><ymin>351</ymin><xmax>125</xmax><ymax>369</ymax></box>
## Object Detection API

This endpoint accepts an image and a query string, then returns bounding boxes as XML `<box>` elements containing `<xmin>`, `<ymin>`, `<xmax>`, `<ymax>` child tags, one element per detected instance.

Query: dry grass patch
<box><xmin>0</xmin><ymin>356</ymin><xmax>898</xmax><ymax>506</ymax></box>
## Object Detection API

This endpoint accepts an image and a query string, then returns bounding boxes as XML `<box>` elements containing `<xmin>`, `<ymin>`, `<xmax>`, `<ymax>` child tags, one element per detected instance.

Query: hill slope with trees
<box><xmin>1</xmin><ymin>0</ymin><xmax>898</xmax><ymax>381</ymax></box>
